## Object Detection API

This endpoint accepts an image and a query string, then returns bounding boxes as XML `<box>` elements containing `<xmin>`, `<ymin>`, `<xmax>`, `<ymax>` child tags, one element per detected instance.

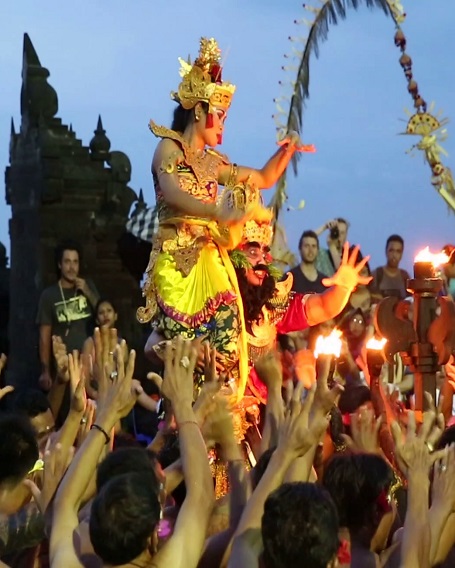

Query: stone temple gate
<box><xmin>5</xmin><ymin>33</ymin><xmax>152</xmax><ymax>386</ymax></box>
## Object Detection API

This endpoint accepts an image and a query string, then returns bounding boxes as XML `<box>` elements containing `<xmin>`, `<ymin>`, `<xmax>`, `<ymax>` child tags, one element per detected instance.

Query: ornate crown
<box><xmin>218</xmin><ymin>178</ymin><xmax>273</xmax><ymax>241</ymax></box>
<box><xmin>171</xmin><ymin>37</ymin><xmax>236</xmax><ymax>112</ymax></box>
<box><xmin>242</xmin><ymin>219</ymin><xmax>274</xmax><ymax>247</ymax></box>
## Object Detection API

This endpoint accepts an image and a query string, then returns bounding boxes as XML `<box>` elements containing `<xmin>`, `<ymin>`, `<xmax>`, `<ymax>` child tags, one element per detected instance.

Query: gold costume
<box><xmin>137</xmin><ymin>123</ymin><xmax>247</xmax><ymax>378</ymax></box>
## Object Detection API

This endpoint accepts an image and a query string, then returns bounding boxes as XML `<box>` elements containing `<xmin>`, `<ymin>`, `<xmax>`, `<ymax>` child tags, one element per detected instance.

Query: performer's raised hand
<box><xmin>277</xmin><ymin>130</ymin><xmax>316</xmax><ymax>154</ymax></box>
<box><xmin>214</xmin><ymin>201</ymin><xmax>247</xmax><ymax>226</ymax></box>
<box><xmin>322</xmin><ymin>243</ymin><xmax>372</xmax><ymax>292</ymax></box>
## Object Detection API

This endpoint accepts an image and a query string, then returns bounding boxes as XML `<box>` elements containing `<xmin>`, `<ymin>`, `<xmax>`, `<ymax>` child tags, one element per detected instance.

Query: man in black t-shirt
<box><xmin>290</xmin><ymin>230</ymin><xmax>326</xmax><ymax>294</ymax></box>
<box><xmin>36</xmin><ymin>241</ymin><xmax>99</xmax><ymax>391</ymax></box>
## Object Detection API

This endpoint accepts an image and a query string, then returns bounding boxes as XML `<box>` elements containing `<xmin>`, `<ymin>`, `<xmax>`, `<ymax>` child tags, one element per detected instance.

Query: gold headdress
<box><xmin>171</xmin><ymin>37</ymin><xmax>236</xmax><ymax>112</ymax></box>
<box><xmin>242</xmin><ymin>218</ymin><xmax>274</xmax><ymax>248</ymax></box>
<box><xmin>218</xmin><ymin>178</ymin><xmax>273</xmax><ymax>248</ymax></box>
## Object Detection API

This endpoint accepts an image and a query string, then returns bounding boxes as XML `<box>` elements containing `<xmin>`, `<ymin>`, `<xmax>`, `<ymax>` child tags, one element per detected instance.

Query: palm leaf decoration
<box><xmin>269</xmin><ymin>0</ymin><xmax>397</xmax><ymax>222</ymax></box>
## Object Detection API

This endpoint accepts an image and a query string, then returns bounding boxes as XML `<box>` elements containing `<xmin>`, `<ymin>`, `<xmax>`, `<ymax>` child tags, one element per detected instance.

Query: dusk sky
<box><xmin>1</xmin><ymin>0</ymin><xmax>454</xmax><ymax>273</ymax></box>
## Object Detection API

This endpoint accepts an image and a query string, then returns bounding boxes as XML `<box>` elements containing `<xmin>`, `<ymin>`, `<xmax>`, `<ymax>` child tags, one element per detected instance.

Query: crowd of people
<box><xmin>1</xmin><ymin>36</ymin><xmax>455</xmax><ymax>568</ymax></box>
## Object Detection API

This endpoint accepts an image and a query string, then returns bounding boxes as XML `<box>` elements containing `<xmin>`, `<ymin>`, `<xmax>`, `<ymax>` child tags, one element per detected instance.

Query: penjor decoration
<box><xmin>270</xmin><ymin>0</ymin><xmax>455</xmax><ymax>256</ymax></box>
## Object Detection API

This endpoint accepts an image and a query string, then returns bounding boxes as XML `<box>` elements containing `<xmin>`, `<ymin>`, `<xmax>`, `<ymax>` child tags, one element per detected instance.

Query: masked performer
<box><xmin>137</xmin><ymin>37</ymin><xmax>314</xmax><ymax>395</ymax></box>
<box><xmin>227</xmin><ymin>185</ymin><xmax>372</xmax><ymax>403</ymax></box>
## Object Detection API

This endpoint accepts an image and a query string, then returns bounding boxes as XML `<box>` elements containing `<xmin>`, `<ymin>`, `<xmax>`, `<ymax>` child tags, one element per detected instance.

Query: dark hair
<box><xmin>95</xmin><ymin>298</ymin><xmax>118</xmax><ymax>316</ymax></box>
<box><xmin>386</xmin><ymin>234</ymin><xmax>404</xmax><ymax>251</ymax></box>
<box><xmin>0</xmin><ymin>414</ymin><xmax>39</xmax><ymax>488</ymax></box>
<box><xmin>90</xmin><ymin>472</ymin><xmax>161</xmax><ymax>566</ymax></box>
<box><xmin>13</xmin><ymin>389</ymin><xmax>51</xmax><ymax>418</ymax></box>
<box><xmin>338</xmin><ymin>383</ymin><xmax>371</xmax><ymax>415</ymax></box>
<box><xmin>171</xmin><ymin>102</ymin><xmax>209</xmax><ymax>133</ymax></box>
<box><xmin>54</xmin><ymin>239</ymin><xmax>82</xmax><ymax>273</ymax></box>
<box><xmin>322</xmin><ymin>453</ymin><xmax>393</xmax><ymax>533</ymax></box>
<box><xmin>336</xmin><ymin>217</ymin><xmax>349</xmax><ymax>227</ymax></box>
<box><xmin>96</xmin><ymin>447</ymin><xmax>159</xmax><ymax>494</ymax></box>
<box><xmin>235</xmin><ymin>266</ymin><xmax>276</xmax><ymax>322</ymax></box>
<box><xmin>298</xmin><ymin>230</ymin><xmax>319</xmax><ymax>251</ymax></box>
<box><xmin>251</xmin><ymin>447</ymin><xmax>276</xmax><ymax>490</ymax></box>
<box><xmin>262</xmin><ymin>482</ymin><xmax>339</xmax><ymax>568</ymax></box>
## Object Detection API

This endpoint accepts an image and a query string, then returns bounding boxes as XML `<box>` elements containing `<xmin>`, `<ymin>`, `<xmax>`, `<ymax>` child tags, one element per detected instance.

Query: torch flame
<box><xmin>366</xmin><ymin>337</ymin><xmax>387</xmax><ymax>351</ymax></box>
<box><xmin>314</xmin><ymin>329</ymin><xmax>342</xmax><ymax>358</ymax></box>
<box><xmin>415</xmin><ymin>246</ymin><xmax>449</xmax><ymax>267</ymax></box>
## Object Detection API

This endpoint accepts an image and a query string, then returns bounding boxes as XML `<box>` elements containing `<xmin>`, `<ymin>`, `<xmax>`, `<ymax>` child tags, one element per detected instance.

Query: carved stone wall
<box><xmin>5</xmin><ymin>34</ymin><xmax>146</xmax><ymax>386</ymax></box>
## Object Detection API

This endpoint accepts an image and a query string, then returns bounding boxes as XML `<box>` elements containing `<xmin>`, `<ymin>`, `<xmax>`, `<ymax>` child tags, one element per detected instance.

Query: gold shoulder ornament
<box><xmin>274</xmin><ymin>272</ymin><xmax>293</xmax><ymax>298</ymax></box>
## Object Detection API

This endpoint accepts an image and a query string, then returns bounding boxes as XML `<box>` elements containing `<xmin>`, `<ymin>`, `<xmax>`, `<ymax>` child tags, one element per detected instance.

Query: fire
<box><xmin>366</xmin><ymin>337</ymin><xmax>387</xmax><ymax>351</ymax></box>
<box><xmin>415</xmin><ymin>246</ymin><xmax>449</xmax><ymax>267</ymax></box>
<box><xmin>314</xmin><ymin>329</ymin><xmax>342</xmax><ymax>358</ymax></box>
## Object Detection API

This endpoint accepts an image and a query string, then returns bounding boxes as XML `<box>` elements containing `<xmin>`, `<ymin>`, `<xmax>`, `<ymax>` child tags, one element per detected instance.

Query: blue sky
<box><xmin>1</xmin><ymin>0</ymin><xmax>454</xmax><ymax>273</ymax></box>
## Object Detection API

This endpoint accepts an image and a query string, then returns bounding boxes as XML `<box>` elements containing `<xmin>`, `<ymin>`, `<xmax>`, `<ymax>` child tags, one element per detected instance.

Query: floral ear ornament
<box><xmin>229</xmin><ymin>249</ymin><xmax>251</xmax><ymax>270</ymax></box>
<box><xmin>229</xmin><ymin>248</ymin><xmax>283</xmax><ymax>282</ymax></box>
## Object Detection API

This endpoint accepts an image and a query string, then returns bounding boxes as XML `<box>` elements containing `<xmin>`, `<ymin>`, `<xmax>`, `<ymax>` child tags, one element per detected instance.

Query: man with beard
<box><xmin>290</xmin><ymin>230</ymin><xmax>326</xmax><ymax>294</ymax></box>
<box><xmin>230</xmin><ymin>218</ymin><xmax>370</xmax><ymax>403</ymax></box>
<box><xmin>37</xmin><ymin>240</ymin><xmax>99</xmax><ymax>391</ymax></box>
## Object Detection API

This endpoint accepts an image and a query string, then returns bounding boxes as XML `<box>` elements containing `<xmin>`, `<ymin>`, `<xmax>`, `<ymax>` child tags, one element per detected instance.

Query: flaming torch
<box><xmin>375</xmin><ymin>246</ymin><xmax>452</xmax><ymax>413</ymax></box>
<box><xmin>366</xmin><ymin>337</ymin><xmax>387</xmax><ymax>378</ymax></box>
<box><xmin>413</xmin><ymin>247</ymin><xmax>449</xmax><ymax>279</ymax></box>
<box><xmin>314</xmin><ymin>329</ymin><xmax>342</xmax><ymax>386</ymax></box>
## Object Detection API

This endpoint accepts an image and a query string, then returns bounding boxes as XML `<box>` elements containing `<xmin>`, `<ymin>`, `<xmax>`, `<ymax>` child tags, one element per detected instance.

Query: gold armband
<box><xmin>157</xmin><ymin>150</ymin><xmax>182</xmax><ymax>177</ymax></box>
<box><xmin>226</xmin><ymin>162</ymin><xmax>239</xmax><ymax>188</ymax></box>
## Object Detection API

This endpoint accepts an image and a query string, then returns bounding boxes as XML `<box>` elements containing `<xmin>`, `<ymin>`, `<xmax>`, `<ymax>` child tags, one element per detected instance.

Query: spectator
<box><xmin>370</xmin><ymin>234</ymin><xmax>410</xmax><ymax>300</ymax></box>
<box><xmin>290</xmin><ymin>230</ymin><xmax>326</xmax><ymax>294</ymax></box>
<box><xmin>314</xmin><ymin>218</ymin><xmax>350</xmax><ymax>277</ymax></box>
<box><xmin>36</xmin><ymin>240</ymin><xmax>99</xmax><ymax>392</ymax></box>
<box><xmin>0</xmin><ymin>414</ymin><xmax>38</xmax><ymax>515</ymax></box>
<box><xmin>322</xmin><ymin>453</ymin><xmax>396</xmax><ymax>567</ymax></box>
<box><xmin>13</xmin><ymin>389</ymin><xmax>56</xmax><ymax>453</ymax></box>
<box><xmin>262</xmin><ymin>482</ymin><xmax>339</xmax><ymax>568</ymax></box>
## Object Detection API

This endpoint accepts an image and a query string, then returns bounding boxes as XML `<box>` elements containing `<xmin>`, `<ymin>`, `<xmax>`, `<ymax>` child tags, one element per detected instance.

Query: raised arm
<box><xmin>391</xmin><ymin>411</ymin><xmax>445</xmax><ymax>568</ymax></box>
<box><xmin>38</xmin><ymin>324</ymin><xmax>52</xmax><ymax>391</ymax></box>
<box><xmin>50</xmin><ymin>343</ymin><xmax>141</xmax><ymax>568</ymax></box>
<box><xmin>305</xmin><ymin>243</ymin><xmax>372</xmax><ymax>326</ymax></box>
<box><xmin>153</xmin><ymin>337</ymin><xmax>215</xmax><ymax>568</ymax></box>
<box><xmin>229</xmin><ymin>384</ymin><xmax>329</xmax><ymax>568</ymax></box>
<box><xmin>218</xmin><ymin>132</ymin><xmax>315</xmax><ymax>190</ymax></box>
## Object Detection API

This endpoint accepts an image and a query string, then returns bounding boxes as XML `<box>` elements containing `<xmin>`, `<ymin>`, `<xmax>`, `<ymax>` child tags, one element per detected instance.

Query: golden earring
<box><xmin>195</xmin><ymin>114</ymin><xmax>200</xmax><ymax>122</ymax></box>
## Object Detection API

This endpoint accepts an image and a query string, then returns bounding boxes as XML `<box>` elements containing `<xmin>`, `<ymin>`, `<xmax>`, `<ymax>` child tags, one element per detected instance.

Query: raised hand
<box><xmin>76</xmin><ymin>399</ymin><xmax>97</xmax><ymax>447</ymax></box>
<box><xmin>432</xmin><ymin>445</ymin><xmax>455</xmax><ymax>511</ymax></box>
<box><xmin>322</xmin><ymin>243</ymin><xmax>372</xmax><ymax>291</ymax></box>
<box><xmin>277</xmin><ymin>130</ymin><xmax>316</xmax><ymax>153</ymax></box>
<box><xmin>93</xmin><ymin>327</ymin><xmax>120</xmax><ymax>402</ymax></box>
<box><xmin>202</xmin><ymin>394</ymin><xmax>235</xmax><ymax>448</ymax></box>
<box><xmin>24</xmin><ymin>441</ymin><xmax>75</xmax><ymax>515</ymax></box>
<box><xmin>279</xmin><ymin>383</ymin><xmax>329</xmax><ymax>457</ymax></box>
<box><xmin>342</xmin><ymin>406</ymin><xmax>382</xmax><ymax>455</ymax></box>
<box><xmin>96</xmin><ymin>344</ymin><xmax>142</xmax><ymax>421</ymax></box>
<box><xmin>255</xmin><ymin>351</ymin><xmax>283</xmax><ymax>390</ymax></box>
<box><xmin>193</xmin><ymin>343</ymin><xmax>223</xmax><ymax>424</ymax></box>
<box><xmin>68</xmin><ymin>351</ymin><xmax>87</xmax><ymax>414</ymax></box>
<box><xmin>391</xmin><ymin>409</ymin><xmax>446</xmax><ymax>476</ymax></box>
<box><xmin>162</xmin><ymin>336</ymin><xmax>197</xmax><ymax>406</ymax></box>
<box><xmin>53</xmin><ymin>336</ymin><xmax>69</xmax><ymax>383</ymax></box>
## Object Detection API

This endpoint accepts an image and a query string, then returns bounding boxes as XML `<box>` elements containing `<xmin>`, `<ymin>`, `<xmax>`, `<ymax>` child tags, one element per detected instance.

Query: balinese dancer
<box><xmin>137</xmin><ymin>37</ymin><xmax>314</xmax><ymax>396</ymax></box>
